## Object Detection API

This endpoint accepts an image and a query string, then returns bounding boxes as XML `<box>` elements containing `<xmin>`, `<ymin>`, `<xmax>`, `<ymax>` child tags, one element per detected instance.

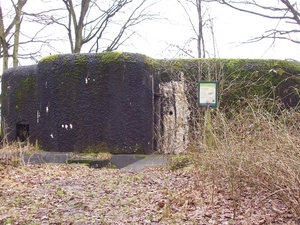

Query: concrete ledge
<box><xmin>19</xmin><ymin>152</ymin><xmax>148</xmax><ymax>169</ymax></box>
<box><xmin>1</xmin><ymin>152</ymin><xmax>169</xmax><ymax>171</ymax></box>
<box><xmin>120</xmin><ymin>155</ymin><xmax>170</xmax><ymax>172</ymax></box>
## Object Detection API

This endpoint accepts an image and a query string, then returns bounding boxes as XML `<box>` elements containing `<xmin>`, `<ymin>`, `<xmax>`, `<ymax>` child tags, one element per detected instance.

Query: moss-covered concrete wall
<box><xmin>1</xmin><ymin>53</ymin><xmax>300</xmax><ymax>153</ymax></box>
<box><xmin>1</xmin><ymin>65</ymin><xmax>37</xmax><ymax>142</ymax></box>
<box><xmin>157</xmin><ymin>58</ymin><xmax>300</xmax><ymax>110</ymax></box>
<box><xmin>36</xmin><ymin>52</ymin><xmax>154</xmax><ymax>153</ymax></box>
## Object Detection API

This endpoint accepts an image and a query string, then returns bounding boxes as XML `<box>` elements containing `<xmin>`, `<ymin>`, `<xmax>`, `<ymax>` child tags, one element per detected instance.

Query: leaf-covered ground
<box><xmin>0</xmin><ymin>164</ymin><xmax>298</xmax><ymax>224</ymax></box>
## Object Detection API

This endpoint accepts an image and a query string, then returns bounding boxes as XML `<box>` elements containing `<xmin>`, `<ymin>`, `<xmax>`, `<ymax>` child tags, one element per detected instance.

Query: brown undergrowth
<box><xmin>0</xmin><ymin>164</ymin><xmax>298</xmax><ymax>224</ymax></box>
<box><xmin>187</xmin><ymin>98</ymin><xmax>300</xmax><ymax>221</ymax></box>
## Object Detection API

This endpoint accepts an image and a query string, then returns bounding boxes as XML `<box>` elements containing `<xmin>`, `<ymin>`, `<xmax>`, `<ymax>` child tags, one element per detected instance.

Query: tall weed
<box><xmin>192</xmin><ymin>98</ymin><xmax>300</xmax><ymax>216</ymax></box>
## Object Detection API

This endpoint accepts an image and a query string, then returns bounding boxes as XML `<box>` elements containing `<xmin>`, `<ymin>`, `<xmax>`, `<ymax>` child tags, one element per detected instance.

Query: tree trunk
<box><xmin>0</xmin><ymin>6</ymin><xmax>8</xmax><ymax>71</ymax></box>
<box><xmin>13</xmin><ymin>0</ymin><xmax>27</xmax><ymax>67</ymax></box>
<box><xmin>2</xmin><ymin>41</ymin><xmax>9</xmax><ymax>71</ymax></box>
<box><xmin>63</xmin><ymin>0</ymin><xmax>90</xmax><ymax>53</ymax></box>
<box><xmin>197</xmin><ymin>0</ymin><xmax>205</xmax><ymax>58</ymax></box>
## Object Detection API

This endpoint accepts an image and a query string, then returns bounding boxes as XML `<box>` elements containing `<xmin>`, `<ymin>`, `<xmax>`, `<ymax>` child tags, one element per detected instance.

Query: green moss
<box><xmin>62</xmin><ymin>56</ymin><xmax>69</xmax><ymax>66</ymax></box>
<box><xmin>80</xmin><ymin>142</ymin><xmax>147</xmax><ymax>154</ymax></box>
<box><xmin>15</xmin><ymin>76</ymin><xmax>37</xmax><ymax>110</ymax></box>
<box><xmin>219</xmin><ymin>59</ymin><xmax>300</xmax><ymax>110</ymax></box>
<box><xmin>53</xmin><ymin>54</ymin><xmax>89</xmax><ymax>101</ymax></box>
<box><xmin>36</xmin><ymin>54</ymin><xmax>300</xmax><ymax>118</ymax></box>
<box><xmin>39</xmin><ymin>54</ymin><xmax>60</xmax><ymax>63</ymax></box>
<box><xmin>222</xmin><ymin>59</ymin><xmax>300</xmax><ymax>76</ymax></box>
<box><xmin>98</xmin><ymin>51</ymin><xmax>123</xmax><ymax>63</ymax></box>
<box><xmin>170</xmin><ymin>154</ymin><xmax>193</xmax><ymax>170</ymax></box>
<box><xmin>97</xmin><ymin>51</ymin><xmax>155</xmax><ymax>66</ymax></box>
<box><xmin>172</xmin><ymin>60</ymin><xmax>184</xmax><ymax>71</ymax></box>
<box><xmin>129</xmin><ymin>144</ymin><xmax>146</xmax><ymax>154</ymax></box>
<box><xmin>143</xmin><ymin>55</ymin><xmax>157</xmax><ymax>70</ymax></box>
<box><xmin>34</xmin><ymin>139</ymin><xmax>40</xmax><ymax>151</ymax></box>
<box><xmin>74</xmin><ymin>54</ymin><xmax>88</xmax><ymax>65</ymax></box>
<box><xmin>81</xmin><ymin>142</ymin><xmax>112</xmax><ymax>154</ymax></box>
<box><xmin>157</xmin><ymin>58</ymin><xmax>211</xmax><ymax>82</ymax></box>
<box><xmin>74</xmin><ymin>54</ymin><xmax>88</xmax><ymax>79</ymax></box>
<box><xmin>155</xmin><ymin>58</ymin><xmax>300</xmax><ymax>113</ymax></box>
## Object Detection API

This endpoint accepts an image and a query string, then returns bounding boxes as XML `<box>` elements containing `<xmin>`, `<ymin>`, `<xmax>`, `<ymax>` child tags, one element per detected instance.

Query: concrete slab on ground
<box><xmin>110</xmin><ymin>154</ymin><xmax>145</xmax><ymax>169</ymax></box>
<box><xmin>15</xmin><ymin>152</ymin><xmax>169</xmax><ymax>171</ymax></box>
<box><xmin>120</xmin><ymin>155</ymin><xmax>170</xmax><ymax>172</ymax></box>
<box><xmin>22</xmin><ymin>152</ymin><xmax>72</xmax><ymax>164</ymax></box>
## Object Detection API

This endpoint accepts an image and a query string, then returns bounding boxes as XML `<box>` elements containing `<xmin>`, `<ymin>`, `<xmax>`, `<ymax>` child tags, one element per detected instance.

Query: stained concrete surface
<box><xmin>16</xmin><ymin>152</ymin><xmax>169</xmax><ymax>171</ymax></box>
<box><xmin>120</xmin><ymin>155</ymin><xmax>170</xmax><ymax>172</ymax></box>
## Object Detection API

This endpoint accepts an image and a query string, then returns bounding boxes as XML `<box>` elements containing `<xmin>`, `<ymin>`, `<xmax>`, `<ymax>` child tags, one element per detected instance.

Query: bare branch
<box><xmin>105</xmin><ymin>0</ymin><xmax>159</xmax><ymax>52</ymax></box>
<box><xmin>216</xmin><ymin>0</ymin><xmax>300</xmax><ymax>46</ymax></box>
<box><xmin>218</xmin><ymin>0</ymin><xmax>295</xmax><ymax>20</ymax></box>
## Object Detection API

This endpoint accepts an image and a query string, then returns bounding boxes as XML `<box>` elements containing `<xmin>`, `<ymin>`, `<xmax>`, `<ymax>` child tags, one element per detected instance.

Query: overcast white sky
<box><xmin>2</xmin><ymin>0</ymin><xmax>300</xmax><ymax>70</ymax></box>
<box><xmin>129</xmin><ymin>0</ymin><xmax>300</xmax><ymax>60</ymax></box>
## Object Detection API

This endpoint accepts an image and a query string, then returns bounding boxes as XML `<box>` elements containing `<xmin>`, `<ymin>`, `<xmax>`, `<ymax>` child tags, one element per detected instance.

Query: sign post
<box><xmin>198</xmin><ymin>81</ymin><xmax>218</xmax><ymax>150</ymax></box>
<box><xmin>198</xmin><ymin>81</ymin><xmax>218</xmax><ymax>108</ymax></box>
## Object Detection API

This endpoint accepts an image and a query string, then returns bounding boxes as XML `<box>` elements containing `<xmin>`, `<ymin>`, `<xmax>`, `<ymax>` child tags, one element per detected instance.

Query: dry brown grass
<box><xmin>0</xmin><ymin>139</ymin><xmax>35</xmax><ymax>168</ymax></box>
<box><xmin>189</xmin><ymin>98</ymin><xmax>300</xmax><ymax>218</ymax></box>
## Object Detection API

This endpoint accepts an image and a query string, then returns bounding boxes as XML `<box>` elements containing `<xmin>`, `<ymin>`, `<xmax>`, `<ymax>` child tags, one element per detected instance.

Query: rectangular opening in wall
<box><xmin>16</xmin><ymin>122</ymin><xmax>29</xmax><ymax>142</ymax></box>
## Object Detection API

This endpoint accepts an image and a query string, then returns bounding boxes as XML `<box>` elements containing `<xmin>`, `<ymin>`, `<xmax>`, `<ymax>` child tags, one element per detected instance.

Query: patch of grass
<box><xmin>3</xmin><ymin>218</ymin><xmax>14</xmax><ymax>225</ymax></box>
<box><xmin>56</xmin><ymin>188</ymin><xmax>65</xmax><ymax>197</ymax></box>
<box><xmin>169</xmin><ymin>154</ymin><xmax>193</xmax><ymax>171</ymax></box>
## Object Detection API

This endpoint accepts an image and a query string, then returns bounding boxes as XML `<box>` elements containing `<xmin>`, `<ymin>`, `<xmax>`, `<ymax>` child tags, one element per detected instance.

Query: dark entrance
<box><xmin>16</xmin><ymin>122</ymin><xmax>29</xmax><ymax>142</ymax></box>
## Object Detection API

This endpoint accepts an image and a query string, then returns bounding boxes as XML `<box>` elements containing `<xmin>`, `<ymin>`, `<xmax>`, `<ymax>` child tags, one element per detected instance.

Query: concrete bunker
<box><xmin>2</xmin><ymin>53</ymin><xmax>300</xmax><ymax>154</ymax></box>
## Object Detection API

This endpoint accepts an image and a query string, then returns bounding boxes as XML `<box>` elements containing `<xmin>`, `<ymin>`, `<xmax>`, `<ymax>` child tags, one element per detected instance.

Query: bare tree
<box><xmin>175</xmin><ymin>0</ymin><xmax>217</xmax><ymax>58</ymax></box>
<box><xmin>0</xmin><ymin>0</ymin><xmax>27</xmax><ymax>71</ymax></box>
<box><xmin>44</xmin><ymin>0</ymin><xmax>160</xmax><ymax>54</ymax></box>
<box><xmin>11</xmin><ymin>0</ymin><xmax>27</xmax><ymax>67</ymax></box>
<box><xmin>176</xmin><ymin>0</ymin><xmax>204</xmax><ymax>58</ymax></box>
<box><xmin>0</xmin><ymin>0</ymin><xmax>53</xmax><ymax>71</ymax></box>
<box><xmin>215</xmin><ymin>0</ymin><xmax>300</xmax><ymax>45</ymax></box>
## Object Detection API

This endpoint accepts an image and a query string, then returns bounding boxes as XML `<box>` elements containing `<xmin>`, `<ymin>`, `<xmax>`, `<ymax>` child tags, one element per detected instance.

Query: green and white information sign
<box><xmin>198</xmin><ymin>81</ymin><xmax>218</xmax><ymax>108</ymax></box>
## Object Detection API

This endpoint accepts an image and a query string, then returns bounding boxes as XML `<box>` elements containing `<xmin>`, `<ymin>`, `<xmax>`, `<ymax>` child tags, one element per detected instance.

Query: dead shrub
<box><xmin>0</xmin><ymin>120</ymin><xmax>35</xmax><ymax>168</ymax></box>
<box><xmin>190</xmin><ymin>98</ymin><xmax>300</xmax><ymax>216</ymax></box>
